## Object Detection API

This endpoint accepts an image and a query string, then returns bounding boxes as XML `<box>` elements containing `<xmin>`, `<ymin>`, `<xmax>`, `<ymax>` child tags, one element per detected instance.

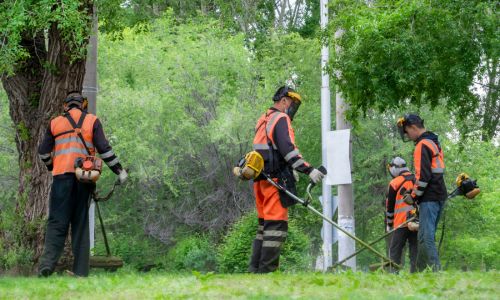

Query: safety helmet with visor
<box><xmin>273</xmin><ymin>86</ymin><xmax>302</xmax><ymax>121</ymax></box>
<box><xmin>396</xmin><ymin>114</ymin><xmax>424</xmax><ymax>142</ymax></box>
<box><xmin>387</xmin><ymin>156</ymin><xmax>410</xmax><ymax>178</ymax></box>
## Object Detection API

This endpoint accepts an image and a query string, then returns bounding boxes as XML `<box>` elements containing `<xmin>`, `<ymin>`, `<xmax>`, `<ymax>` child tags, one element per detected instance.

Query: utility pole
<box><xmin>83</xmin><ymin>5</ymin><xmax>98</xmax><ymax>253</ymax></box>
<box><xmin>320</xmin><ymin>0</ymin><xmax>333</xmax><ymax>271</ymax></box>
<box><xmin>335</xmin><ymin>27</ymin><xmax>356</xmax><ymax>269</ymax></box>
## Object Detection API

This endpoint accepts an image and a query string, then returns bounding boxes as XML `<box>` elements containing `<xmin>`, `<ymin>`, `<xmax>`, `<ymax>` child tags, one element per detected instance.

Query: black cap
<box><xmin>273</xmin><ymin>86</ymin><xmax>293</xmax><ymax>102</ymax></box>
<box><xmin>404</xmin><ymin>114</ymin><xmax>424</xmax><ymax>126</ymax></box>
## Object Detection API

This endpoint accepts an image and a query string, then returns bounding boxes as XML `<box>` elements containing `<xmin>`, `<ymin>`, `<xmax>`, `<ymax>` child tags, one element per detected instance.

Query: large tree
<box><xmin>0</xmin><ymin>0</ymin><xmax>94</xmax><ymax>266</ymax></box>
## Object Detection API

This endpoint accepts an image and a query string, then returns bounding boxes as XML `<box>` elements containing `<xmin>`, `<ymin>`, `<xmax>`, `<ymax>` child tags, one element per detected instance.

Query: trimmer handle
<box><xmin>318</xmin><ymin>165</ymin><xmax>328</xmax><ymax>175</ymax></box>
<box><xmin>308</xmin><ymin>165</ymin><xmax>328</xmax><ymax>188</ymax></box>
<box><xmin>305</xmin><ymin>166</ymin><xmax>328</xmax><ymax>205</ymax></box>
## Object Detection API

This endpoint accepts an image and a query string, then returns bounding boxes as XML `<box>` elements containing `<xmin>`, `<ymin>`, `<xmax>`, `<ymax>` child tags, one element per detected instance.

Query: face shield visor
<box><xmin>396</xmin><ymin>117</ymin><xmax>409</xmax><ymax>142</ymax></box>
<box><xmin>285</xmin><ymin>91</ymin><xmax>302</xmax><ymax>121</ymax></box>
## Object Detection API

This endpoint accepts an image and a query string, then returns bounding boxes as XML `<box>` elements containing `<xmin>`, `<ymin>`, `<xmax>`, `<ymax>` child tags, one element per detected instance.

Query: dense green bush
<box><xmin>164</xmin><ymin>234</ymin><xmax>217</xmax><ymax>272</ymax></box>
<box><xmin>217</xmin><ymin>211</ymin><xmax>311</xmax><ymax>273</ymax></box>
<box><xmin>0</xmin><ymin>246</ymin><xmax>32</xmax><ymax>275</ymax></box>
<box><xmin>438</xmin><ymin>141</ymin><xmax>500</xmax><ymax>270</ymax></box>
<box><xmin>0</xmin><ymin>202</ymin><xmax>34</xmax><ymax>274</ymax></box>
<box><xmin>92</xmin><ymin>232</ymin><xmax>168</xmax><ymax>271</ymax></box>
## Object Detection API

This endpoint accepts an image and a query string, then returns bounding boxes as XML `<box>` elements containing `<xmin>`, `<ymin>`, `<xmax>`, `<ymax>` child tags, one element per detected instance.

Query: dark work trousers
<box><xmin>389</xmin><ymin>227</ymin><xmax>418</xmax><ymax>273</ymax></box>
<box><xmin>249</xmin><ymin>219</ymin><xmax>288</xmax><ymax>273</ymax></box>
<box><xmin>39</xmin><ymin>175</ymin><xmax>93</xmax><ymax>276</ymax></box>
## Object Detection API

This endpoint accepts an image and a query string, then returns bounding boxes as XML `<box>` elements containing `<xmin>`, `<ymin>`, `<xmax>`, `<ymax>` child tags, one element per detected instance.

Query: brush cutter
<box><xmin>234</xmin><ymin>151</ymin><xmax>400</xmax><ymax>269</ymax></box>
<box><xmin>261</xmin><ymin>167</ymin><xmax>402</xmax><ymax>270</ymax></box>
<box><xmin>438</xmin><ymin>173</ymin><xmax>480</xmax><ymax>254</ymax></box>
<box><xmin>331</xmin><ymin>216</ymin><xmax>417</xmax><ymax>269</ymax></box>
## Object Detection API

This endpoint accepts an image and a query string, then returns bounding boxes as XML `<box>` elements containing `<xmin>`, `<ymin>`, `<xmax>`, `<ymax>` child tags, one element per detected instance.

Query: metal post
<box><xmin>335</xmin><ymin>27</ymin><xmax>356</xmax><ymax>270</ymax></box>
<box><xmin>83</xmin><ymin>5</ymin><xmax>98</xmax><ymax>254</ymax></box>
<box><xmin>320</xmin><ymin>0</ymin><xmax>333</xmax><ymax>271</ymax></box>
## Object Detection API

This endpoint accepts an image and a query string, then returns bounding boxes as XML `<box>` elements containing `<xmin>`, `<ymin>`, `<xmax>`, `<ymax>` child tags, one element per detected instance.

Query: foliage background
<box><xmin>1</xmin><ymin>2</ymin><xmax>498</xmax><ymax>273</ymax></box>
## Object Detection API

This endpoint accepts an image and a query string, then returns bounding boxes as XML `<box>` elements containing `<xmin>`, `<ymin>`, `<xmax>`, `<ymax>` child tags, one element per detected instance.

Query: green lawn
<box><xmin>0</xmin><ymin>270</ymin><xmax>498</xmax><ymax>299</ymax></box>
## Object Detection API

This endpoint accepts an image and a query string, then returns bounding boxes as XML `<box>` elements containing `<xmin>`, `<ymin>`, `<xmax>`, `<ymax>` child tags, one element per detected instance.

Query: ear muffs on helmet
<box><xmin>233</xmin><ymin>151</ymin><xmax>264</xmax><ymax>180</ymax></box>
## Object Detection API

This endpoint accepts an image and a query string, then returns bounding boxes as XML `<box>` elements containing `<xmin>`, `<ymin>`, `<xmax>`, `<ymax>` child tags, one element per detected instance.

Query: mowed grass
<box><xmin>0</xmin><ymin>270</ymin><xmax>498</xmax><ymax>299</ymax></box>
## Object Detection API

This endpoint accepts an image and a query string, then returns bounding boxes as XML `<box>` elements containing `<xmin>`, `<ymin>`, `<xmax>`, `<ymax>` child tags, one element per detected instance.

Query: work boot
<box><xmin>248</xmin><ymin>218</ymin><xmax>264</xmax><ymax>273</ymax></box>
<box><xmin>258</xmin><ymin>220</ymin><xmax>288</xmax><ymax>273</ymax></box>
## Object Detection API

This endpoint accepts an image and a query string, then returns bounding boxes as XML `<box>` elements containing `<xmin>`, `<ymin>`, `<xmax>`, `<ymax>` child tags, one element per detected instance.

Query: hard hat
<box><xmin>396</xmin><ymin>114</ymin><xmax>424</xmax><ymax>141</ymax></box>
<box><xmin>64</xmin><ymin>91</ymin><xmax>88</xmax><ymax>111</ymax></box>
<box><xmin>387</xmin><ymin>156</ymin><xmax>409</xmax><ymax>178</ymax></box>
<box><xmin>273</xmin><ymin>86</ymin><xmax>302</xmax><ymax>120</ymax></box>
<box><xmin>233</xmin><ymin>151</ymin><xmax>264</xmax><ymax>180</ymax></box>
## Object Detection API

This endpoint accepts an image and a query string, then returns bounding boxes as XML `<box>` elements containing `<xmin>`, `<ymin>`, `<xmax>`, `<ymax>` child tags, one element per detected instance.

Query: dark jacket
<box><xmin>412</xmin><ymin>132</ymin><xmax>447</xmax><ymax>202</ymax></box>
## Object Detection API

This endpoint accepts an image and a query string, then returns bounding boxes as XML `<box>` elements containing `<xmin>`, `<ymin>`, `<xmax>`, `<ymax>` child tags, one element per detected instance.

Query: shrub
<box><xmin>93</xmin><ymin>232</ymin><xmax>168</xmax><ymax>270</ymax></box>
<box><xmin>217</xmin><ymin>211</ymin><xmax>311</xmax><ymax>273</ymax></box>
<box><xmin>165</xmin><ymin>234</ymin><xmax>217</xmax><ymax>272</ymax></box>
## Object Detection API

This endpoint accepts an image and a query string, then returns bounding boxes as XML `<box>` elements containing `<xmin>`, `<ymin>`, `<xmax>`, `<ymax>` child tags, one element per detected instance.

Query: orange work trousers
<box><xmin>253</xmin><ymin>179</ymin><xmax>288</xmax><ymax>221</ymax></box>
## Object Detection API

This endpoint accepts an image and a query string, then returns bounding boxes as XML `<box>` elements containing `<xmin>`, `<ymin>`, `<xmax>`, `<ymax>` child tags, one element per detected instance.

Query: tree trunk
<box><xmin>1</xmin><ymin>12</ymin><xmax>91</xmax><ymax>271</ymax></box>
<box><xmin>481</xmin><ymin>58</ymin><xmax>499</xmax><ymax>141</ymax></box>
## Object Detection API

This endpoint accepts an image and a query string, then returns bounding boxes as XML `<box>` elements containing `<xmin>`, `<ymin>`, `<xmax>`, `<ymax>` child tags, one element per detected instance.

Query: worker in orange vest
<box><xmin>249</xmin><ymin>86</ymin><xmax>325</xmax><ymax>273</ymax></box>
<box><xmin>37</xmin><ymin>91</ymin><xmax>127</xmax><ymax>277</ymax></box>
<box><xmin>385</xmin><ymin>157</ymin><xmax>418</xmax><ymax>273</ymax></box>
<box><xmin>397</xmin><ymin>114</ymin><xmax>447</xmax><ymax>272</ymax></box>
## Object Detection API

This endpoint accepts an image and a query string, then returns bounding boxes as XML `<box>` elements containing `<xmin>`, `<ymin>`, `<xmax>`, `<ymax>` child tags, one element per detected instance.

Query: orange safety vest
<box><xmin>413</xmin><ymin>139</ymin><xmax>445</xmax><ymax>197</ymax></box>
<box><xmin>50</xmin><ymin>109</ymin><xmax>97</xmax><ymax>176</ymax></box>
<box><xmin>390</xmin><ymin>173</ymin><xmax>415</xmax><ymax>228</ymax></box>
<box><xmin>252</xmin><ymin>109</ymin><xmax>296</xmax><ymax>174</ymax></box>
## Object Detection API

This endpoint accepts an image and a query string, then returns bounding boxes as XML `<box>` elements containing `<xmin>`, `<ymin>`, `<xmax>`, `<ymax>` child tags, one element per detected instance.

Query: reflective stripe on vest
<box><xmin>390</xmin><ymin>173</ymin><xmax>415</xmax><ymax>228</ymax></box>
<box><xmin>55</xmin><ymin>136</ymin><xmax>94</xmax><ymax>149</ymax></box>
<box><xmin>253</xmin><ymin>111</ymin><xmax>286</xmax><ymax>151</ymax></box>
<box><xmin>252</xmin><ymin>109</ymin><xmax>297</xmax><ymax>174</ymax></box>
<box><xmin>51</xmin><ymin>109</ymin><xmax>97</xmax><ymax>175</ymax></box>
<box><xmin>419</xmin><ymin>139</ymin><xmax>445</xmax><ymax>174</ymax></box>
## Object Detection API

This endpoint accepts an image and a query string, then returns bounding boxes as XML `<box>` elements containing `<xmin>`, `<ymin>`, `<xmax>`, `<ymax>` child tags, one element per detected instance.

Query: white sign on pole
<box><xmin>325</xmin><ymin>129</ymin><xmax>352</xmax><ymax>185</ymax></box>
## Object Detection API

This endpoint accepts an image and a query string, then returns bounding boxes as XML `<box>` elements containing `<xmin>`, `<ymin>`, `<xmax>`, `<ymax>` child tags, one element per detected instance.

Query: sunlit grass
<box><xmin>0</xmin><ymin>269</ymin><xmax>498</xmax><ymax>299</ymax></box>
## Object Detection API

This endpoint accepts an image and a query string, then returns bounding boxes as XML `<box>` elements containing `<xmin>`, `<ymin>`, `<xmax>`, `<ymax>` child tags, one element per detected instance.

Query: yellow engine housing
<box><xmin>233</xmin><ymin>151</ymin><xmax>264</xmax><ymax>180</ymax></box>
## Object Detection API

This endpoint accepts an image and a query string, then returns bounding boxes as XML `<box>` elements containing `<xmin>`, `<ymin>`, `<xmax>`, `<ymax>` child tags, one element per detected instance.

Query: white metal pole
<box><xmin>83</xmin><ymin>6</ymin><xmax>98</xmax><ymax>255</ymax></box>
<box><xmin>320</xmin><ymin>0</ymin><xmax>333</xmax><ymax>271</ymax></box>
<box><xmin>335</xmin><ymin>27</ymin><xmax>356</xmax><ymax>270</ymax></box>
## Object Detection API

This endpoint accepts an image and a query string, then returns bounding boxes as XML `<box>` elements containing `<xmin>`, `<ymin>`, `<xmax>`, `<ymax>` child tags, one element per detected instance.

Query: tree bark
<box><xmin>1</xmin><ymin>5</ymin><xmax>92</xmax><ymax>271</ymax></box>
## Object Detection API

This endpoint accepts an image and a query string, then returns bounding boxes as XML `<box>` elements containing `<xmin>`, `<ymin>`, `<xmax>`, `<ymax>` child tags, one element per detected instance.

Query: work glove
<box><xmin>408</xmin><ymin>221</ymin><xmax>419</xmax><ymax>232</ymax></box>
<box><xmin>309</xmin><ymin>168</ymin><xmax>325</xmax><ymax>184</ymax></box>
<box><xmin>118</xmin><ymin>169</ymin><xmax>128</xmax><ymax>185</ymax></box>
<box><xmin>402</xmin><ymin>192</ymin><xmax>415</xmax><ymax>205</ymax></box>
<box><xmin>293</xmin><ymin>170</ymin><xmax>300</xmax><ymax>182</ymax></box>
